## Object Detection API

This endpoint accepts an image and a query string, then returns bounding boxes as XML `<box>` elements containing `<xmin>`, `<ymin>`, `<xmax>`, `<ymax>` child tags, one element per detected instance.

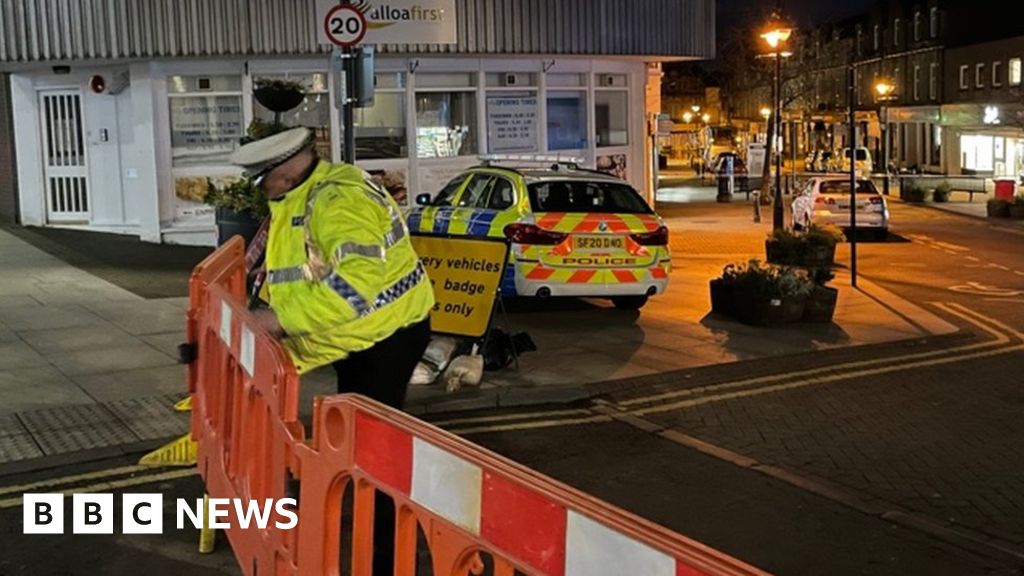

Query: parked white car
<box><xmin>838</xmin><ymin>147</ymin><xmax>874</xmax><ymax>174</ymax></box>
<box><xmin>791</xmin><ymin>176</ymin><xmax>890</xmax><ymax>239</ymax></box>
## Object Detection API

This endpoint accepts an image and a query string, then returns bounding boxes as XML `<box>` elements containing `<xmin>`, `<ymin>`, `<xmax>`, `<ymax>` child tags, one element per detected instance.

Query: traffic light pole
<box><xmin>848</xmin><ymin>63</ymin><xmax>858</xmax><ymax>288</ymax></box>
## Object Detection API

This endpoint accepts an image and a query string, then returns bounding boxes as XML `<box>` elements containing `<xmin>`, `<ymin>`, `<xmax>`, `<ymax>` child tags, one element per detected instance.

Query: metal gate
<box><xmin>39</xmin><ymin>90</ymin><xmax>90</xmax><ymax>223</ymax></box>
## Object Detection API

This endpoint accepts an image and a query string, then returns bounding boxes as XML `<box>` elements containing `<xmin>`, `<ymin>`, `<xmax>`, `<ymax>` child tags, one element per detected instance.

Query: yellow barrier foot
<box><xmin>174</xmin><ymin>396</ymin><xmax>193</xmax><ymax>412</ymax></box>
<box><xmin>199</xmin><ymin>494</ymin><xmax>217</xmax><ymax>554</ymax></box>
<box><xmin>138</xmin><ymin>434</ymin><xmax>197</xmax><ymax>467</ymax></box>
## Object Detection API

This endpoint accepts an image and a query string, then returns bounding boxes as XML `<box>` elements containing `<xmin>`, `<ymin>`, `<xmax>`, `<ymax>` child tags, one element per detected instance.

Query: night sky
<box><xmin>717</xmin><ymin>0</ymin><xmax>876</xmax><ymax>34</ymax></box>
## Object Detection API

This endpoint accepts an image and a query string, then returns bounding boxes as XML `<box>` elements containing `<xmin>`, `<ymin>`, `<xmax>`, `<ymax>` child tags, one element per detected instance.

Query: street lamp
<box><xmin>701</xmin><ymin>113</ymin><xmax>711</xmax><ymax>123</ymax></box>
<box><xmin>683</xmin><ymin>111</ymin><xmax>693</xmax><ymax>123</ymax></box>
<box><xmin>874</xmin><ymin>78</ymin><xmax>897</xmax><ymax>196</ymax></box>
<box><xmin>692</xmin><ymin>105</ymin><xmax>701</xmax><ymax>114</ymax></box>
<box><xmin>759</xmin><ymin>9</ymin><xmax>793</xmax><ymax>231</ymax></box>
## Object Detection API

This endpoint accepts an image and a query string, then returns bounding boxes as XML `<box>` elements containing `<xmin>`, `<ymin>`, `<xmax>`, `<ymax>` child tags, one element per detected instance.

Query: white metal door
<box><xmin>39</xmin><ymin>90</ymin><xmax>90</xmax><ymax>223</ymax></box>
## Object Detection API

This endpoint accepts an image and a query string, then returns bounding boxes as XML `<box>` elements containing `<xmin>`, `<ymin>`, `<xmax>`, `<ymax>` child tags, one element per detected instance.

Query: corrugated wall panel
<box><xmin>0</xmin><ymin>0</ymin><xmax>714</xmax><ymax>63</ymax></box>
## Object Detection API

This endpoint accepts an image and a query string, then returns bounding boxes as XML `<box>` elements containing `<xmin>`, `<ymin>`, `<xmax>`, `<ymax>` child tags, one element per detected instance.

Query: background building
<box><xmin>0</xmin><ymin>0</ymin><xmax>715</xmax><ymax>244</ymax></box>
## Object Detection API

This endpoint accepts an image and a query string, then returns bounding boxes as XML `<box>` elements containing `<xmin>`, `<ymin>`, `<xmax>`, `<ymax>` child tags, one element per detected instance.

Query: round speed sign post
<box><xmin>324</xmin><ymin>4</ymin><xmax>366</xmax><ymax>48</ymax></box>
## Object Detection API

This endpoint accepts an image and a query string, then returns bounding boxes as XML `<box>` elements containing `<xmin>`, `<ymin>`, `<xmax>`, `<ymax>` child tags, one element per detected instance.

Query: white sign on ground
<box><xmin>316</xmin><ymin>0</ymin><xmax>457</xmax><ymax>46</ymax></box>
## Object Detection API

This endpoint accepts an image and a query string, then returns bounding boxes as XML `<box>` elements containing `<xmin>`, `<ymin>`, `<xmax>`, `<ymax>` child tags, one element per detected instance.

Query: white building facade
<box><xmin>0</xmin><ymin>0</ymin><xmax>715</xmax><ymax>244</ymax></box>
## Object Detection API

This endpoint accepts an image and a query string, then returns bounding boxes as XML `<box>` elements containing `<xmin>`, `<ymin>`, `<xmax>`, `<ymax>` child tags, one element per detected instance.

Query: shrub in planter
<box><xmin>1010</xmin><ymin>195</ymin><xmax>1024</xmax><ymax>220</ymax></box>
<box><xmin>253</xmin><ymin>78</ymin><xmax>306</xmax><ymax>113</ymax></box>
<box><xmin>902</xmin><ymin>182</ymin><xmax>927</xmax><ymax>203</ymax></box>
<box><xmin>932</xmin><ymin>181</ymin><xmax>952</xmax><ymax>203</ymax></box>
<box><xmin>205</xmin><ymin>177</ymin><xmax>268</xmax><ymax>247</ymax></box>
<box><xmin>729</xmin><ymin>261</ymin><xmax>814</xmax><ymax>326</ymax></box>
<box><xmin>803</xmin><ymin>223</ymin><xmax>845</xmax><ymax>268</ymax></box>
<box><xmin>765</xmin><ymin>228</ymin><xmax>803</xmax><ymax>266</ymax></box>
<box><xmin>987</xmin><ymin>198</ymin><xmax>1012</xmax><ymax>218</ymax></box>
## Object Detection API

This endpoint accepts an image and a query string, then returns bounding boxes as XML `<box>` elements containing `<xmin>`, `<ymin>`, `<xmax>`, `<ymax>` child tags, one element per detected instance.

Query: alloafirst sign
<box><xmin>316</xmin><ymin>0</ymin><xmax>457</xmax><ymax>45</ymax></box>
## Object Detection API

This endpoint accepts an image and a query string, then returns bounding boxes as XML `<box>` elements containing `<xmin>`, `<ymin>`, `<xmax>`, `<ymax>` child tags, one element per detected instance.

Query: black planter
<box><xmin>987</xmin><ymin>202</ymin><xmax>1011</xmax><ymax>218</ymax></box>
<box><xmin>803</xmin><ymin>244</ymin><xmax>836</xmax><ymax>268</ymax></box>
<box><xmin>253</xmin><ymin>87</ymin><xmax>305</xmax><ymax>113</ymax></box>
<box><xmin>803</xmin><ymin>286</ymin><xmax>838</xmax><ymax>323</ymax></box>
<box><xmin>1010</xmin><ymin>204</ymin><xmax>1024</xmax><ymax>220</ymax></box>
<box><xmin>765</xmin><ymin>240</ymin><xmax>801</xmax><ymax>266</ymax></box>
<box><xmin>734</xmin><ymin>290</ymin><xmax>806</xmax><ymax>326</ymax></box>
<box><xmin>216</xmin><ymin>207</ymin><xmax>262</xmax><ymax>247</ymax></box>
<box><xmin>709</xmin><ymin>279</ymin><xmax>735</xmax><ymax>317</ymax></box>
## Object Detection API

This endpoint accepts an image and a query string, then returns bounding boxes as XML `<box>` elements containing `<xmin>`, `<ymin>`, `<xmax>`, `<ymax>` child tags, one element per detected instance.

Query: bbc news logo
<box><xmin>23</xmin><ymin>494</ymin><xmax>298</xmax><ymax>534</ymax></box>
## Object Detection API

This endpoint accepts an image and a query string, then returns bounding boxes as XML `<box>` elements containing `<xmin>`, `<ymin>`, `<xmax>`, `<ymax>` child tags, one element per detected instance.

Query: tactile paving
<box><xmin>105</xmin><ymin>394</ymin><xmax>188</xmax><ymax>441</ymax></box>
<box><xmin>0</xmin><ymin>414</ymin><xmax>44</xmax><ymax>463</ymax></box>
<box><xmin>19</xmin><ymin>403</ymin><xmax>137</xmax><ymax>455</ymax></box>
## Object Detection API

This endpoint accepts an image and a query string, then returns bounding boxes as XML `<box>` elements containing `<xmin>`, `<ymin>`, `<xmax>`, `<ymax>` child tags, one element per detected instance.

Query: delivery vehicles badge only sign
<box><xmin>410</xmin><ymin>235</ymin><xmax>509</xmax><ymax>338</ymax></box>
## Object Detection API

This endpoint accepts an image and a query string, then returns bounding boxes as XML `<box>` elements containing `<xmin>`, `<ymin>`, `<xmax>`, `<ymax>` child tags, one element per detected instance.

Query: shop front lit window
<box><xmin>354</xmin><ymin>73</ymin><xmax>407</xmax><ymax>159</ymax></box>
<box><xmin>415</xmin><ymin>91</ymin><xmax>478</xmax><ymax>158</ymax></box>
<box><xmin>168</xmin><ymin>75</ymin><xmax>243</xmax><ymax>168</ymax></box>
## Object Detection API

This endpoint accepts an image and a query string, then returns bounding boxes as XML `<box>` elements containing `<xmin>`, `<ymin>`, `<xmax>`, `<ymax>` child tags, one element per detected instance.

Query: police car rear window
<box><xmin>527</xmin><ymin>181</ymin><xmax>652</xmax><ymax>214</ymax></box>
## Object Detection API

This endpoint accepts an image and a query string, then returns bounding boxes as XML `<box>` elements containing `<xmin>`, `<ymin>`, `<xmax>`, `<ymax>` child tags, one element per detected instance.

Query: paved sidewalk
<box><xmin>0</xmin><ymin>201</ymin><xmax>958</xmax><ymax>470</ymax></box>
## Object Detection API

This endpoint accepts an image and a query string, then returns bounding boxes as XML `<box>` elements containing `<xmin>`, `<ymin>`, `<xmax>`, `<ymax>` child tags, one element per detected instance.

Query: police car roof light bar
<box><xmin>478</xmin><ymin>154</ymin><xmax>586</xmax><ymax>170</ymax></box>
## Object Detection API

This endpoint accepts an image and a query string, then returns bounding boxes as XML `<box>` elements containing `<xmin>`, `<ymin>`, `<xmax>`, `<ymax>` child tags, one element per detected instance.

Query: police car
<box><xmin>407</xmin><ymin>155</ymin><xmax>671</xmax><ymax>309</ymax></box>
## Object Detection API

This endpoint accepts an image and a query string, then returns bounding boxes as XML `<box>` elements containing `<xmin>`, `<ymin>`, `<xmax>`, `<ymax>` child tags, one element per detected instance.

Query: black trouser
<box><xmin>331</xmin><ymin>317</ymin><xmax>430</xmax><ymax>575</ymax></box>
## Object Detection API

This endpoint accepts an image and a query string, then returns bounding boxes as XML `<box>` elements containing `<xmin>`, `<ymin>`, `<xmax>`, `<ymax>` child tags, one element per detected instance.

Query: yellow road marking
<box><xmin>0</xmin><ymin>468</ymin><xmax>197</xmax><ymax>510</ymax></box>
<box><xmin>632</xmin><ymin>343</ymin><xmax>1024</xmax><ymax>416</ymax></box>
<box><xmin>619</xmin><ymin>302</ymin><xmax>1008</xmax><ymax>409</ymax></box>
<box><xmin>0</xmin><ymin>465</ymin><xmax>148</xmax><ymax>498</ymax></box>
<box><xmin>431</xmin><ymin>408</ymin><xmax>592</xmax><ymax>427</ymax></box>
<box><xmin>449</xmin><ymin>415</ymin><xmax>612</xmax><ymax>436</ymax></box>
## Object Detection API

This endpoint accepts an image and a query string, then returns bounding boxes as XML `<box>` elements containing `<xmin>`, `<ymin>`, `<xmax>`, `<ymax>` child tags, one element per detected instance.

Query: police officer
<box><xmin>231</xmin><ymin>127</ymin><xmax>434</xmax><ymax>409</ymax></box>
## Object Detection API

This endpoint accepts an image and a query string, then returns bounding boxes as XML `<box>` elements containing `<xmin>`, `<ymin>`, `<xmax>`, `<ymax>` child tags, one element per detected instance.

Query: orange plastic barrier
<box><xmin>185</xmin><ymin>238</ymin><xmax>768</xmax><ymax>576</ymax></box>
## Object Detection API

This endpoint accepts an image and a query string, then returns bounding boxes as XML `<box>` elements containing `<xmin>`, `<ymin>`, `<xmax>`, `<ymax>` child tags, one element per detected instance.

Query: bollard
<box><xmin>752</xmin><ymin>191</ymin><xmax>761</xmax><ymax>223</ymax></box>
<box><xmin>199</xmin><ymin>494</ymin><xmax>217</xmax><ymax>554</ymax></box>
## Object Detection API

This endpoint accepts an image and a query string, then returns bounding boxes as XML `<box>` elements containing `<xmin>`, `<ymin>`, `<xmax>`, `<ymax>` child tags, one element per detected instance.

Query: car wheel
<box><xmin>612</xmin><ymin>296</ymin><xmax>648</xmax><ymax>310</ymax></box>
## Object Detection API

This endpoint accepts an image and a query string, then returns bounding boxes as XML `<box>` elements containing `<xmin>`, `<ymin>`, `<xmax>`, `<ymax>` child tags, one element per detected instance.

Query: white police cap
<box><xmin>230</xmin><ymin>127</ymin><xmax>313</xmax><ymax>176</ymax></box>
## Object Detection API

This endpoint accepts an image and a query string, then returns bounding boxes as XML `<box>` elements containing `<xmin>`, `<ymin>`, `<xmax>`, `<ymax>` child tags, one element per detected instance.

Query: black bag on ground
<box><xmin>482</xmin><ymin>329</ymin><xmax>537</xmax><ymax>371</ymax></box>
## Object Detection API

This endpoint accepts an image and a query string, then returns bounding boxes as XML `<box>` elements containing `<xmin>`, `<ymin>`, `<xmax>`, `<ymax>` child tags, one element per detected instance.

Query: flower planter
<box><xmin>709</xmin><ymin>279</ymin><xmax>735</xmax><ymax>317</ymax></box>
<box><xmin>253</xmin><ymin>87</ymin><xmax>305</xmax><ymax>113</ymax></box>
<box><xmin>803</xmin><ymin>285</ymin><xmax>838</xmax><ymax>323</ymax></box>
<box><xmin>803</xmin><ymin>244</ymin><xmax>836</xmax><ymax>268</ymax></box>
<box><xmin>1010</xmin><ymin>204</ymin><xmax>1024</xmax><ymax>220</ymax></box>
<box><xmin>734</xmin><ymin>290</ymin><xmax>806</xmax><ymax>326</ymax></box>
<box><xmin>216</xmin><ymin>207</ymin><xmax>262</xmax><ymax>247</ymax></box>
<box><xmin>765</xmin><ymin>239</ymin><xmax>801</xmax><ymax>266</ymax></box>
<box><xmin>987</xmin><ymin>202</ymin><xmax>1011</xmax><ymax>218</ymax></box>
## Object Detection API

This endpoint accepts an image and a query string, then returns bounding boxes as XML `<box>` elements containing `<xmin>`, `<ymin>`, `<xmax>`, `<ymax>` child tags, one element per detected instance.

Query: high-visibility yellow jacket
<box><xmin>265</xmin><ymin>161</ymin><xmax>434</xmax><ymax>374</ymax></box>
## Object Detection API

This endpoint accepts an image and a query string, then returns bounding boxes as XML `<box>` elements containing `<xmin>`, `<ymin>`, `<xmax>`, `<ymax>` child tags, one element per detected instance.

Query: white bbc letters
<box><xmin>122</xmin><ymin>494</ymin><xmax>164</xmax><ymax>534</ymax></box>
<box><xmin>73</xmin><ymin>493</ymin><xmax>114</xmax><ymax>534</ymax></box>
<box><xmin>23</xmin><ymin>494</ymin><xmax>64</xmax><ymax>534</ymax></box>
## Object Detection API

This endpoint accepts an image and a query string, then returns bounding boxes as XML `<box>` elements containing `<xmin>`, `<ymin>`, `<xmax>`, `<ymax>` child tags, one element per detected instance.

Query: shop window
<box><xmin>168</xmin><ymin>75</ymin><xmax>243</xmax><ymax>168</ymax></box>
<box><xmin>253</xmin><ymin>73</ymin><xmax>330</xmax><ymax>159</ymax></box>
<box><xmin>961</xmin><ymin>134</ymin><xmax>994</xmax><ymax>172</ymax></box>
<box><xmin>595</xmin><ymin>90</ymin><xmax>628</xmax><ymax>147</ymax></box>
<box><xmin>486</xmin><ymin>92</ymin><xmax>539</xmax><ymax>153</ymax></box>
<box><xmin>992</xmin><ymin>61</ymin><xmax>1003</xmax><ymax>87</ymax></box>
<box><xmin>975</xmin><ymin>63</ymin><xmax>985</xmax><ymax>88</ymax></box>
<box><xmin>547</xmin><ymin>91</ymin><xmax>587</xmax><ymax>150</ymax></box>
<box><xmin>1010</xmin><ymin>58</ymin><xmax>1022</xmax><ymax>86</ymax></box>
<box><xmin>353</xmin><ymin>73</ymin><xmax>407</xmax><ymax>159</ymax></box>
<box><xmin>931</xmin><ymin>125</ymin><xmax>941</xmax><ymax>165</ymax></box>
<box><xmin>415</xmin><ymin>90</ymin><xmax>478</xmax><ymax>158</ymax></box>
<box><xmin>959</xmin><ymin>65</ymin><xmax>969</xmax><ymax>89</ymax></box>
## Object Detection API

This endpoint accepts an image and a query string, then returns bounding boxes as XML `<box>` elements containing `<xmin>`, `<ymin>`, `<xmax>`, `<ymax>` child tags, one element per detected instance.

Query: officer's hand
<box><xmin>252</xmin><ymin>308</ymin><xmax>285</xmax><ymax>339</ymax></box>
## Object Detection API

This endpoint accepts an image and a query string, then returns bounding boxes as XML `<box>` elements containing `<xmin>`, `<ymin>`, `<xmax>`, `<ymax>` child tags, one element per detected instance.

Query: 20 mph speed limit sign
<box><xmin>324</xmin><ymin>5</ymin><xmax>366</xmax><ymax>48</ymax></box>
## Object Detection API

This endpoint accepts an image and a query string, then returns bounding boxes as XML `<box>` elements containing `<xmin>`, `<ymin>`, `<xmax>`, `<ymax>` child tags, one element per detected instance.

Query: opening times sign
<box><xmin>486</xmin><ymin>94</ymin><xmax>538</xmax><ymax>153</ymax></box>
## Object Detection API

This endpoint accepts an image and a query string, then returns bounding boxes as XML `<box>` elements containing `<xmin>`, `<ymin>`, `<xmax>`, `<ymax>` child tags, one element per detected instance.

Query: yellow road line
<box><xmin>618</xmin><ymin>302</ymin><xmax>1010</xmax><ymax>409</ymax></box>
<box><xmin>431</xmin><ymin>408</ymin><xmax>592</xmax><ymax>427</ymax></box>
<box><xmin>632</xmin><ymin>343</ymin><xmax>1024</xmax><ymax>416</ymax></box>
<box><xmin>449</xmin><ymin>415</ymin><xmax>612</xmax><ymax>436</ymax></box>
<box><xmin>0</xmin><ymin>468</ymin><xmax>198</xmax><ymax>510</ymax></box>
<box><xmin>0</xmin><ymin>465</ymin><xmax>149</xmax><ymax>498</ymax></box>
<box><xmin>944</xmin><ymin>302</ymin><xmax>1024</xmax><ymax>340</ymax></box>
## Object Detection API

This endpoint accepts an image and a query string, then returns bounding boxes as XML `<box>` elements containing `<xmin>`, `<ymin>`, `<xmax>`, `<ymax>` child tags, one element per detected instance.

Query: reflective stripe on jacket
<box><xmin>265</xmin><ymin>161</ymin><xmax>434</xmax><ymax>374</ymax></box>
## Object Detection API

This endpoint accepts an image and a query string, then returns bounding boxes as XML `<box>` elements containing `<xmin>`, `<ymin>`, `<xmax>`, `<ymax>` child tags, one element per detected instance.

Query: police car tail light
<box><xmin>630</xmin><ymin>226</ymin><xmax>669</xmax><ymax>246</ymax></box>
<box><xmin>503</xmin><ymin>223</ymin><xmax>567</xmax><ymax>245</ymax></box>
